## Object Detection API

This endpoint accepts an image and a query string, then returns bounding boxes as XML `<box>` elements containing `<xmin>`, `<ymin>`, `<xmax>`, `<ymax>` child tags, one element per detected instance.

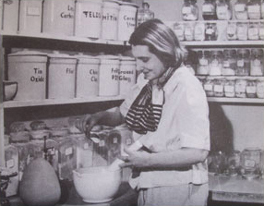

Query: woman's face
<box><xmin>132</xmin><ymin>45</ymin><xmax>166</xmax><ymax>83</ymax></box>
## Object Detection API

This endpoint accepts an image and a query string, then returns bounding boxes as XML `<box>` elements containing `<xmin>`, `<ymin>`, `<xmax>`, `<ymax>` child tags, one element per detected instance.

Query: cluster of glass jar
<box><xmin>182</xmin><ymin>0</ymin><xmax>264</xmax><ymax>21</ymax></box>
<box><xmin>196</xmin><ymin>49</ymin><xmax>264</xmax><ymax>76</ymax></box>
<box><xmin>198</xmin><ymin>76</ymin><xmax>264</xmax><ymax>98</ymax></box>
<box><xmin>227</xmin><ymin>20</ymin><xmax>264</xmax><ymax>40</ymax></box>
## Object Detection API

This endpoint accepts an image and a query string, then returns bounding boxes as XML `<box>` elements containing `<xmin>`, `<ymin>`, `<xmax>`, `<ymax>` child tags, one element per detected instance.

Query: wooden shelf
<box><xmin>3</xmin><ymin>96</ymin><xmax>125</xmax><ymax>108</ymax></box>
<box><xmin>207</xmin><ymin>97</ymin><xmax>264</xmax><ymax>104</ymax></box>
<box><xmin>182</xmin><ymin>40</ymin><xmax>264</xmax><ymax>47</ymax></box>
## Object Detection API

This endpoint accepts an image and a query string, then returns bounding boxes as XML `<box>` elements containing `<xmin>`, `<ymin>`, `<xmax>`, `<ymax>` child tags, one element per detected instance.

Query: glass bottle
<box><xmin>224</xmin><ymin>77</ymin><xmax>236</xmax><ymax>97</ymax></box>
<box><xmin>205</xmin><ymin>22</ymin><xmax>218</xmax><ymax>41</ymax></box>
<box><xmin>236</xmin><ymin>49</ymin><xmax>250</xmax><ymax>76</ymax></box>
<box><xmin>222</xmin><ymin>49</ymin><xmax>237</xmax><ymax>76</ymax></box>
<box><xmin>216</xmin><ymin>0</ymin><xmax>232</xmax><ymax>20</ymax></box>
<box><xmin>259</xmin><ymin>22</ymin><xmax>264</xmax><ymax>40</ymax></box>
<box><xmin>209</xmin><ymin>50</ymin><xmax>223</xmax><ymax>76</ymax></box>
<box><xmin>173</xmin><ymin>22</ymin><xmax>185</xmax><ymax>41</ymax></box>
<box><xmin>250</xmin><ymin>49</ymin><xmax>263</xmax><ymax>76</ymax></box>
<box><xmin>248</xmin><ymin>22</ymin><xmax>259</xmax><ymax>40</ymax></box>
<box><xmin>247</xmin><ymin>0</ymin><xmax>261</xmax><ymax>19</ymax></box>
<box><xmin>235</xmin><ymin>78</ymin><xmax>247</xmax><ymax>97</ymax></box>
<box><xmin>227</xmin><ymin>150</ymin><xmax>241</xmax><ymax>176</ymax></box>
<box><xmin>182</xmin><ymin>0</ymin><xmax>199</xmax><ymax>21</ymax></box>
<box><xmin>237</xmin><ymin>22</ymin><xmax>248</xmax><ymax>40</ymax></box>
<box><xmin>137</xmin><ymin>2</ymin><xmax>154</xmax><ymax>27</ymax></box>
<box><xmin>184</xmin><ymin>22</ymin><xmax>195</xmax><ymax>41</ymax></box>
<box><xmin>234</xmin><ymin>0</ymin><xmax>249</xmax><ymax>20</ymax></box>
<box><xmin>256</xmin><ymin>77</ymin><xmax>264</xmax><ymax>98</ymax></box>
<box><xmin>213</xmin><ymin>77</ymin><xmax>225</xmax><ymax>97</ymax></box>
<box><xmin>226</xmin><ymin>22</ymin><xmax>237</xmax><ymax>40</ymax></box>
<box><xmin>204</xmin><ymin>77</ymin><xmax>215</xmax><ymax>96</ymax></box>
<box><xmin>246</xmin><ymin>79</ymin><xmax>257</xmax><ymax>98</ymax></box>
<box><xmin>194</xmin><ymin>22</ymin><xmax>205</xmax><ymax>41</ymax></box>
<box><xmin>197</xmin><ymin>50</ymin><xmax>210</xmax><ymax>75</ymax></box>
<box><xmin>202</xmin><ymin>0</ymin><xmax>217</xmax><ymax>20</ymax></box>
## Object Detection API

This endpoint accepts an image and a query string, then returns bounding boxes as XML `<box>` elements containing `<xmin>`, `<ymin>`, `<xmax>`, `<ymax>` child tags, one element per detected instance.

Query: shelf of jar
<box><xmin>207</xmin><ymin>97</ymin><xmax>264</xmax><ymax>104</ymax></box>
<box><xmin>181</xmin><ymin>40</ymin><xmax>264</xmax><ymax>47</ymax></box>
<box><xmin>3</xmin><ymin>96</ymin><xmax>125</xmax><ymax>108</ymax></box>
<box><xmin>0</xmin><ymin>31</ymin><xmax>130</xmax><ymax>46</ymax></box>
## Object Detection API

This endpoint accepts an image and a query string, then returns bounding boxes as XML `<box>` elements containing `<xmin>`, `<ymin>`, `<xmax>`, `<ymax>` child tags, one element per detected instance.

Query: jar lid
<box><xmin>76</xmin><ymin>53</ymin><xmax>100</xmax><ymax>64</ymax></box>
<box><xmin>8</xmin><ymin>49</ymin><xmax>48</xmax><ymax>63</ymax></box>
<box><xmin>100</xmin><ymin>55</ymin><xmax>120</xmax><ymax>64</ymax></box>
<box><xmin>76</xmin><ymin>0</ymin><xmax>102</xmax><ymax>4</ymax></box>
<box><xmin>103</xmin><ymin>0</ymin><xmax>119</xmax><ymax>8</ymax></box>
<box><xmin>8</xmin><ymin>49</ymin><xmax>47</xmax><ymax>57</ymax></box>
<box><xmin>48</xmin><ymin>53</ymin><xmax>77</xmax><ymax>64</ymax></box>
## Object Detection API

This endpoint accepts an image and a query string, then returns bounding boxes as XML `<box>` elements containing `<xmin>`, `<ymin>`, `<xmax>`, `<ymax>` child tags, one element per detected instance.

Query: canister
<box><xmin>98</xmin><ymin>55</ymin><xmax>120</xmax><ymax>96</ymax></box>
<box><xmin>76</xmin><ymin>54</ymin><xmax>100</xmax><ymax>98</ymax></box>
<box><xmin>18</xmin><ymin>0</ymin><xmax>43</xmax><ymax>35</ymax></box>
<box><xmin>48</xmin><ymin>53</ymin><xmax>77</xmax><ymax>99</ymax></box>
<box><xmin>43</xmin><ymin>0</ymin><xmax>75</xmax><ymax>36</ymax></box>
<box><xmin>74</xmin><ymin>0</ymin><xmax>102</xmax><ymax>38</ymax></box>
<box><xmin>119</xmin><ymin>57</ymin><xmax>136</xmax><ymax>96</ymax></box>
<box><xmin>117</xmin><ymin>2</ymin><xmax>137</xmax><ymax>41</ymax></box>
<box><xmin>2</xmin><ymin>0</ymin><xmax>19</xmax><ymax>33</ymax></box>
<box><xmin>101</xmin><ymin>0</ymin><xmax>119</xmax><ymax>40</ymax></box>
<box><xmin>8</xmin><ymin>50</ymin><xmax>48</xmax><ymax>101</ymax></box>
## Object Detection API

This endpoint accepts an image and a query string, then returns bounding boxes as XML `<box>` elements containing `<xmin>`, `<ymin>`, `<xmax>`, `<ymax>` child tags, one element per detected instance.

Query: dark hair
<box><xmin>129</xmin><ymin>19</ymin><xmax>186</xmax><ymax>69</ymax></box>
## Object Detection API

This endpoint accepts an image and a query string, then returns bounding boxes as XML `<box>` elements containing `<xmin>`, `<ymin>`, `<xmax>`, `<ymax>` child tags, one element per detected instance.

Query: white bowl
<box><xmin>73</xmin><ymin>166</ymin><xmax>122</xmax><ymax>203</ymax></box>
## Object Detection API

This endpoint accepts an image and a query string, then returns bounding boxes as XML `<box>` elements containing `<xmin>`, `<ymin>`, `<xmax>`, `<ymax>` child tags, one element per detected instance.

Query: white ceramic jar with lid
<box><xmin>119</xmin><ymin>56</ymin><xmax>136</xmax><ymax>96</ymax></box>
<box><xmin>43</xmin><ymin>0</ymin><xmax>75</xmax><ymax>36</ymax></box>
<box><xmin>74</xmin><ymin>0</ymin><xmax>102</xmax><ymax>38</ymax></box>
<box><xmin>101</xmin><ymin>0</ymin><xmax>119</xmax><ymax>40</ymax></box>
<box><xmin>117</xmin><ymin>2</ymin><xmax>137</xmax><ymax>41</ymax></box>
<box><xmin>2</xmin><ymin>0</ymin><xmax>19</xmax><ymax>33</ymax></box>
<box><xmin>98</xmin><ymin>55</ymin><xmax>120</xmax><ymax>96</ymax></box>
<box><xmin>76</xmin><ymin>54</ymin><xmax>100</xmax><ymax>98</ymax></box>
<box><xmin>18</xmin><ymin>0</ymin><xmax>43</xmax><ymax>35</ymax></box>
<box><xmin>8</xmin><ymin>50</ymin><xmax>48</xmax><ymax>101</ymax></box>
<box><xmin>47</xmin><ymin>52</ymin><xmax>77</xmax><ymax>99</ymax></box>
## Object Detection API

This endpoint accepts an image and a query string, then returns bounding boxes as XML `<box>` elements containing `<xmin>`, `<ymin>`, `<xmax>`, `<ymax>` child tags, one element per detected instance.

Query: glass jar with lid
<box><xmin>237</xmin><ymin>22</ymin><xmax>248</xmax><ymax>40</ymax></box>
<box><xmin>184</xmin><ymin>22</ymin><xmax>195</xmax><ymax>41</ymax></box>
<box><xmin>248</xmin><ymin>22</ymin><xmax>259</xmax><ymax>40</ymax></box>
<box><xmin>182</xmin><ymin>0</ymin><xmax>199</xmax><ymax>21</ymax></box>
<box><xmin>246</xmin><ymin>79</ymin><xmax>257</xmax><ymax>97</ymax></box>
<box><xmin>137</xmin><ymin>2</ymin><xmax>154</xmax><ymax>27</ymax></box>
<box><xmin>250</xmin><ymin>49</ymin><xmax>263</xmax><ymax>76</ymax></box>
<box><xmin>216</xmin><ymin>0</ymin><xmax>232</xmax><ymax>20</ymax></box>
<box><xmin>213</xmin><ymin>77</ymin><xmax>225</xmax><ymax>97</ymax></box>
<box><xmin>205</xmin><ymin>22</ymin><xmax>218</xmax><ymax>41</ymax></box>
<box><xmin>256</xmin><ymin>77</ymin><xmax>264</xmax><ymax>98</ymax></box>
<box><xmin>235</xmin><ymin>78</ymin><xmax>247</xmax><ymax>97</ymax></box>
<box><xmin>236</xmin><ymin>49</ymin><xmax>250</xmax><ymax>76</ymax></box>
<box><xmin>194</xmin><ymin>22</ymin><xmax>205</xmax><ymax>41</ymax></box>
<box><xmin>202</xmin><ymin>0</ymin><xmax>217</xmax><ymax>20</ymax></box>
<box><xmin>222</xmin><ymin>49</ymin><xmax>237</xmax><ymax>76</ymax></box>
<box><xmin>197</xmin><ymin>50</ymin><xmax>210</xmax><ymax>75</ymax></box>
<box><xmin>240</xmin><ymin>147</ymin><xmax>262</xmax><ymax>180</ymax></box>
<box><xmin>234</xmin><ymin>0</ymin><xmax>249</xmax><ymax>20</ymax></box>
<box><xmin>259</xmin><ymin>22</ymin><xmax>264</xmax><ymax>40</ymax></box>
<box><xmin>209</xmin><ymin>50</ymin><xmax>223</xmax><ymax>76</ymax></box>
<box><xmin>204</xmin><ymin>77</ymin><xmax>215</xmax><ymax>96</ymax></box>
<box><xmin>227</xmin><ymin>150</ymin><xmax>241</xmax><ymax>176</ymax></box>
<box><xmin>224</xmin><ymin>77</ymin><xmax>236</xmax><ymax>97</ymax></box>
<box><xmin>247</xmin><ymin>0</ymin><xmax>261</xmax><ymax>19</ymax></box>
<box><xmin>226</xmin><ymin>22</ymin><xmax>237</xmax><ymax>40</ymax></box>
<box><xmin>262</xmin><ymin>0</ymin><xmax>264</xmax><ymax>18</ymax></box>
<box><xmin>173</xmin><ymin>22</ymin><xmax>185</xmax><ymax>41</ymax></box>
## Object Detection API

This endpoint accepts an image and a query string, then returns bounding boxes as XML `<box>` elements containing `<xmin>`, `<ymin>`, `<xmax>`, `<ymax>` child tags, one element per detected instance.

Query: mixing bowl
<box><xmin>73</xmin><ymin>166</ymin><xmax>122</xmax><ymax>203</ymax></box>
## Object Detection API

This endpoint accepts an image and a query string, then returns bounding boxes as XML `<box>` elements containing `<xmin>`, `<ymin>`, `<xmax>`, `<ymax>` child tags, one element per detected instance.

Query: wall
<box><xmin>145</xmin><ymin>0</ymin><xmax>264</xmax><ymax>152</ymax></box>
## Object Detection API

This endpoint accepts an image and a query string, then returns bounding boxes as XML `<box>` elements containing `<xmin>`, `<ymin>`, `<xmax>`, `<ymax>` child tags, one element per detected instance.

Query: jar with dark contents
<box><xmin>197</xmin><ymin>50</ymin><xmax>210</xmax><ymax>75</ymax></box>
<box><xmin>224</xmin><ymin>77</ymin><xmax>236</xmax><ymax>97</ymax></box>
<box><xmin>236</xmin><ymin>49</ymin><xmax>250</xmax><ymax>76</ymax></box>
<box><xmin>222</xmin><ymin>49</ymin><xmax>237</xmax><ymax>76</ymax></box>
<box><xmin>202</xmin><ymin>0</ymin><xmax>217</xmax><ymax>20</ymax></box>
<box><xmin>246</xmin><ymin>79</ymin><xmax>257</xmax><ymax>98</ymax></box>
<box><xmin>205</xmin><ymin>22</ymin><xmax>218</xmax><ymax>41</ymax></box>
<box><xmin>182</xmin><ymin>0</ymin><xmax>199</xmax><ymax>21</ymax></box>
<box><xmin>235</xmin><ymin>78</ymin><xmax>247</xmax><ymax>98</ymax></box>
<box><xmin>204</xmin><ymin>77</ymin><xmax>215</xmax><ymax>96</ymax></box>
<box><xmin>213</xmin><ymin>77</ymin><xmax>225</xmax><ymax>97</ymax></box>
<box><xmin>250</xmin><ymin>49</ymin><xmax>263</xmax><ymax>76</ymax></box>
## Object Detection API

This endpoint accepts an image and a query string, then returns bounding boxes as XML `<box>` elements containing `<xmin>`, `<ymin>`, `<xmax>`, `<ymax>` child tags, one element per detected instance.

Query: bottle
<box><xmin>137</xmin><ymin>2</ymin><xmax>154</xmax><ymax>27</ymax></box>
<box><xmin>216</xmin><ymin>0</ymin><xmax>232</xmax><ymax>20</ymax></box>
<box><xmin>234</xmin><ymin>0</ymin><xmax>249</xmax><ymax>20</ymax></box>
<box><xmin>182</xmin><ymin>0</ymin><xmax>199</xmax><ymax>21</ymax></box>
<box><xmin>202</xmin><ymin>0</ymin><xmax>217</xmax><ymax>20</ymax></box>
<box><xmin>247</xmin><ymin>0</ymin><xmax>261</xmax><ymax>19</ymax></box>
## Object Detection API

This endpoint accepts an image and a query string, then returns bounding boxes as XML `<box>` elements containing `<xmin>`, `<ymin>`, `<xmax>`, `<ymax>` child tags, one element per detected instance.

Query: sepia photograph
<box><xmin>0</xmin><ymin>0</ymin><xmax>264</xmax><ymax>206</ymax></box>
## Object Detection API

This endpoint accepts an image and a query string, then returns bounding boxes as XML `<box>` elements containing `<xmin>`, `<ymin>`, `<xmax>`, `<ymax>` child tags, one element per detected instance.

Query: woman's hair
<box><xmin>129</xmin><ymin>19</ymin><xmax>186</xmax><ymax>69</ymax></box>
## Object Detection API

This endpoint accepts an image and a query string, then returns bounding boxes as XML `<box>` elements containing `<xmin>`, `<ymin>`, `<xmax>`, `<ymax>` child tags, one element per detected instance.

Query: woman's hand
<box><xmin>75</xmin><ymin>114</ymin><xmax>100</xmax><ymax>136</ymax></box>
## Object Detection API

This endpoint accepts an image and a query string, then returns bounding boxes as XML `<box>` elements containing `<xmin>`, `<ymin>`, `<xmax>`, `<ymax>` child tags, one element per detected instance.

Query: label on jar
<box><xmin>99</xmin><ymin>140</ymin><xmax>105</xmax><ymax>147</ymax></box>
<box><xmin>235</xmin><ymin>4</ymin><xmax>246</xmax><ymax>12</ymax></box>
<box><xmin>223</xmin><ymin>60</ymin><xmax>230</xmax><ymax>67</ymax></box>
<box><xmin>203</xmin><ymin>4</ymin><xmax>214</xmax><ymax>12</ymax></box>
<box><xmin>182</xmin><ymin>7</ymin><xmax>192</xmax><ymax>14</ymax></box>
<box><xmin>83</xmin><ymin>143</ymin><xmax>89</xmax><ymax>150</ymax></box>
<box><xmin>244</xmin><ymin>159</ymin><xmax>256</xmax><ymax>168</ymax></box>
<box><xmin>65</xmin><ymin>147</ymin><xmax>73</xmax><ymax>156</ymax></box>
<box><xmin>246</xmin><ymin>86</ymin><xmax>256</xmax><ymax>93</ymax></box>
<box><xmin>204</xmin><ymin>84</ymin><xmax>213</xmax><ymax>91</ymax></box>
<box><xmin>6</xmin><ymin>159</ymin><xmax>15</xmax><ymax>168</ymax></box>
<box><xmin>225</xmin><ymin>85</ymin><xmax>235</xmax><ymax>92</ymax></box>
<box><xmin>237</xmin><ymin>59</ymin><xmax>245</xmax><ymax>67</ymax></box>
<box><xmin>248</xmin><ymin>5</ymin><xmax>260</xmax><ymax>13</ymax></box>
<box><xmin>248</xmin><ymin>27</ymin><xmax>259</xmax><ymax>39</ymax></box>
<box><xmin>214</xmin><ymin>85</ymin><xmax>223</xmax><ymax>92</ymax></box>
<box><xmin>200</xmin><ymin>59</ymin><xmax>209</xmax><ymax>66</ymax></box>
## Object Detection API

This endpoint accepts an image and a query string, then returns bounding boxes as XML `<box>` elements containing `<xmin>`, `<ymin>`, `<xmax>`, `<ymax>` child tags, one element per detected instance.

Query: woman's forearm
<box><xmin>96</xmin><ymin>107</ymin><xmax>125</xmax><ymax>127</ymax></box>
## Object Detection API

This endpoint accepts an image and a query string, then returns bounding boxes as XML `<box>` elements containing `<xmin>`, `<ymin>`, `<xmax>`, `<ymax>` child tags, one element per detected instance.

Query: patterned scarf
<box><xmin>125</xmin><ymin>67</ymin><xmax>176</xmax><ymax>134</ymax></box>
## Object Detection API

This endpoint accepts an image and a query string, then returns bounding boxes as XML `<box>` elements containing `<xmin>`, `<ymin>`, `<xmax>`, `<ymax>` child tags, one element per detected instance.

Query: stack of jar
<box><xmin>1</xmin><ymin>0</ymin><xmax>138</xmax><ymax>42</ymax></box>
<box><xmin>7</xmin><ymin>50</ymin><xmax>137</xmax><ymax>101</ymax></box>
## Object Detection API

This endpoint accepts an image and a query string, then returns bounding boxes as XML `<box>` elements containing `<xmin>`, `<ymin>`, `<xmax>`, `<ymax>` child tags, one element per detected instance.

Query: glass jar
<box><xmin>194</xmin><ymin>22</ymin><xmax>205</xmax><ymax>41</ymax></box>
<box><xmin>247</xmin><ymin>0</ymin><xmax>261</xmax><ymax>19</ymax></box>
<box><xmin>173</xmin><ymin>22</ymin><xmax>185</xmax><ymax>41</ymax></box>
<box><xmin>235</xmin><ymin>78</ymin><xmax>247</xmax><ymax>97</ymax></box>
<box><xmin>236</xmin><ymin>49</ymin><xmax>250</xmax><ymax>76</ymax></box>
<box><xmin>234</xmin><ymin>0</ymin><xmax>249</xmax><ymax>20</ymax></box>
<box><xmin>216</xmin><ymin>0</ymin><xmax>232</xmax><ymax>20</ymax></box>
<box><xmin>227</xmin><ymin>150</ymin><xmax>241</xmax><ymax>176</ymax></box>
<box><xmin>202</xmin><ymin>0</ymin><xmax>217</xmax><ymax>20</ymax></box>
<box><xmin>182</xmin><ymin>0</ymin><xmax>199</xmax><ymax>21</ymax></box>
<box><xmin>205</xmin><ymin>22</ymin><xmax>218</xmax><ymax>41</ymax></box>
<box><xmin>262</xmin><ymin>0</ymin><xmax>264</xmax><ymax>18</ymax></box>
<box><xmin>240</xmin><ymin>147</ymin><xmax>262</xmax><ymax>180</ymax></box>
<box><xmin>224</xmin><ymin>77</ymin><xmax>236</xmax><ymax>97</ymax></box>
<box><xmin>246</xmin><ymin>79</ymin><xmax>257</xmax><ymax>97</ymax></box>
<box><xmin>248</xmin><ymin>22</ymin><xmax>259</xmax><ymax>40</ymax></box>
<box><xmin>213</xmin><ymin>77</ymin><xmax>225</xmax><ymax>97</ymax></box>
<box><xmin>222</xmin><ymin>49</ymin><xmax>237</xmax><ymax>76</ymax></box>
<box><xmin>226</xmin><ymin>22</ymin><xmax>237</xmax><ymax>40</ymax></box>
<box><xmin>259</xmin><ymin>22</ymin><xmax>264</xmax><ymax>40</ymax></box>
<box><xmin>237</xmin><ymin>22</ymin><xmax>248</xmax><ymax>40</ymax></box>
<box><xmin>204</xmin><ymin>77</ymin><xmax>215</xmax><ymax>96</ymax></box>
<box><xmin>197</xmin><ymin>50</ymin><xmax>210</xmax><ymax>75</ymax></box>
<box><xmin>208</xmin><ymin>151</ymin><xmax>227</xmax><ymax>174</ymax></box>
<box><xmin>184</xmin><ymin>22</ymin><xmax>195</xmax><ymax>41</ymax></box>
<box><xmin>256</xmin><ymin>77</ymin><xmax>264</xmax><ymax>98</ymax></box>
<box><xmin>250</xmin><ymin>49</ymin><xmax>263</xmax><ymax>76</ymax></box>
<box><xmin>137</xmin><ymin>2</ymin><xmax>154</xmax><ymax>27</ymax></box>
<box><xmin>209</xmin><ymin>50</ymin><xmax>223</xmax><ymax>76</ymax></box>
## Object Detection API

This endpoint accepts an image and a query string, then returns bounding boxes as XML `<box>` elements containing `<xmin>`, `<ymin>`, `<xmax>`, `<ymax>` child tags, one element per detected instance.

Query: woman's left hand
<box><xmin>119</xmin><ymin>147</ymin><xmax>151</xmax><ymax>169</ymax></box>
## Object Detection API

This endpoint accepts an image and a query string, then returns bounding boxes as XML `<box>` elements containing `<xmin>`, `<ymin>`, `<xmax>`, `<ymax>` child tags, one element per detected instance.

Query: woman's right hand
<box><xmin>75</xmin><ymin>114</ymin><xmax>100</xmax><ymax>137</ymax></box>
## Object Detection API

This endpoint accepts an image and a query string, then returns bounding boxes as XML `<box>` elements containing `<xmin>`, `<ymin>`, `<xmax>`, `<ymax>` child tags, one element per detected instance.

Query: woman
<box><xmin>77</xmin><ymin>19</ymin><xmax>210</xmax><ymax>206</ymax></box>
